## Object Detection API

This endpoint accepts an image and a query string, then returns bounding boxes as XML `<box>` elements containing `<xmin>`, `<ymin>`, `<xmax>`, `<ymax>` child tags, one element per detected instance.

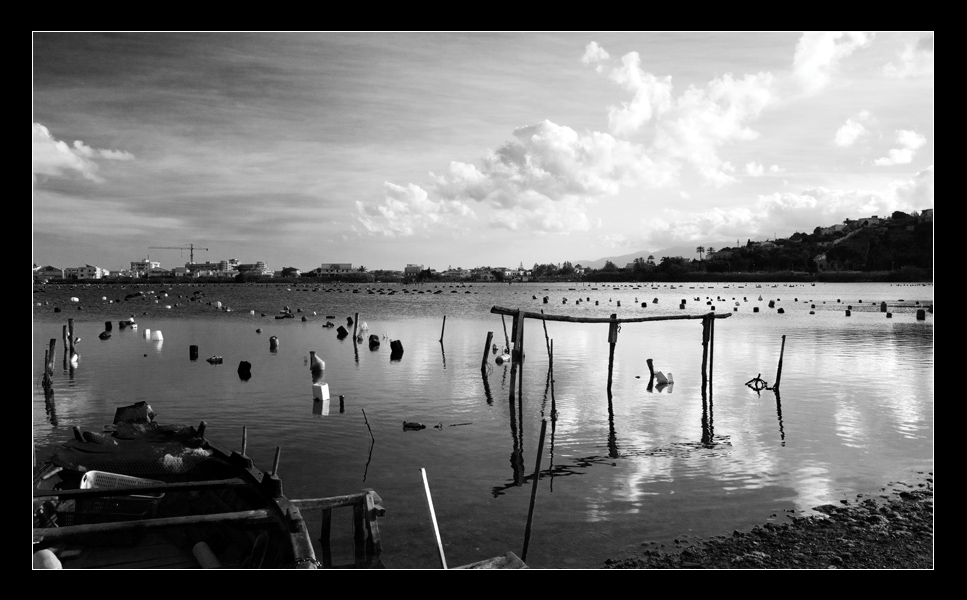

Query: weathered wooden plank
<box><xmin>290</xmin><ymin>492</ymin><xmax>379</xmax><ymax>512</ymax></box>
<box><xmin>34</xmin><ymin>477</ymin><xmax>250</xmax><ymax>500</ymax></box>
<box><xmin>34</xmin><ymin>509</ymin><xmax>277</xmax><ymax>543</ymax></box>
<box><xmin>491</xmin><ymin>305</ymin><xmax>731</xmax><ymax>324</ymax></box>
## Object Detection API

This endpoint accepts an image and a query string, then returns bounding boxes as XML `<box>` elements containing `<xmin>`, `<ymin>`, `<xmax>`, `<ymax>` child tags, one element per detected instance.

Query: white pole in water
<box><xmin>421</xmin><ymin>468</ymin><xmax>448</xmax><ymax>569</ymax></box>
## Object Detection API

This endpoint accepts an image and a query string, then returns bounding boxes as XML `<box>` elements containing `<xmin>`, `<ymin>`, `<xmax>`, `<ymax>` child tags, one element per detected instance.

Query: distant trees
<box><xmin>696</xmin><ymin>246</ymin><xmax>705</xmax><ymax>261</ymax></box>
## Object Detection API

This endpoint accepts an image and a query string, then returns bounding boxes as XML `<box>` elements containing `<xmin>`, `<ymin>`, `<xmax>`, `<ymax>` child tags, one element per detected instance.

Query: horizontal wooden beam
<box><xmin>291</xmin><ymin>491</ymin><xmax>385</xmax><ymax>517</ymax></box>
<box><xmin>490</xmin><ymin>306</ymin><xmax>732</xmax><ymax>324</ymax></box>
<box><xmin>33</xmin><ymin>509</ymin><xmax>277</xmax><ymax>543</ymax></box>
<box><xmin>33</xmin><ymin>477</ymin><xmax>251</xmax><ymax>500</ymax></box>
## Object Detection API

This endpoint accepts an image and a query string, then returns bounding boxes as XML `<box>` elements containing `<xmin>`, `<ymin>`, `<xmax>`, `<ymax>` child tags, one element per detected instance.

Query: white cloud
<box><xmin>769</xmin><ymin>165</ymin><xmax>784</xmax><ymax>173</ymax></box>
<box><xmin>884</xmin><ymin>34</ymin><xmax>934</xmax><ymax>78</ymax></box>
<box><xmin>355</xmin><ymin>182</ymin><xmax>475</xmax><ymax>237</ymax></box>
<box><xmin>32</xmin><ymin>123</ymin><xmax>134</xmax><ymax>183</ymax></box>
<box><xmin>834</xmin><ymin>115</ymin><xmax>870</xmax><ymax>147</ymax></box>
<box><xmin>892</xmin><ymin>165</ymin><xmax>934</xmax><ymax>208</ymax></box>
<box><xmin>651</xmin><ymin>71</ymin><xmax>776</xmax><ymax>186</ymax></box>
<box><xmin>792</xmin><ymin>32</ymin><xmax>874</xmax><ymax>94</ymax></box>
<box><xmin>581</xmin><ymin>41</ymin><xmax>610</xmax><ymax>65</ymax></box>
<box><xmin>873</xmin><ymin>129</ymin><xmax>927</xmax><ymax>166</ymax></box>
<box><xmin>433</xmin><ymin>119</ymin><xmax>672</xmax><ymax>205</ymax></box>
<box><xmin>745</xmin><ymin>162</ymin><xmax>765</xmax><ymax>176</ymax></box>
<box><xmin>607</xmin><ymin>52</ymin><xmax>674</xmax><ymax>135</ymax></box>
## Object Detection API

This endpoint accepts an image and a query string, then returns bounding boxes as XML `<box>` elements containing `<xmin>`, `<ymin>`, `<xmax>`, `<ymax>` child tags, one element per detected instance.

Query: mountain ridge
<box><xmin>575</xmin><ymin>242</ymin><xmax>736</xmax><ymax>270</ymax></box>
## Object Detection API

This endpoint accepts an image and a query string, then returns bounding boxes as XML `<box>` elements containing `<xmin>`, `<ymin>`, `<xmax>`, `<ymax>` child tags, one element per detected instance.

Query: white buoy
<box><xmin>151</xmin><ymin>330</ymin><xmax>164</xmax><ymax>341</ymax></box>
<box><xmin>144</xmin><ymin>328</ymin><xmax>151</xmax><ymax>338</ymax></box>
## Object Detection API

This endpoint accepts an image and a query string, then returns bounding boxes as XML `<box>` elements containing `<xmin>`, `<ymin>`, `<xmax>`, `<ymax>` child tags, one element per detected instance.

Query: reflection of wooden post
<box><xmin>646</xmin><ymin>358</ymin><xmax>655</xmax><ymax>390</ymax></box>
<box><xmin>774</xmin><ymin>334</ymin><xmax>786</xmax><ymax>389</ymax></box>
<box><xmin>481</xmin><ymin>331</ymin><xmax>494</xmax><ymax>369</ymax></box>
<box><xmin>607</xmin><ymin>314</ymin><xmax>618</xmax><ymax>395</ymax></box>
<box><xmin>521</xmin><ymin>417</ymin><xmax>548</xmax><ymax>562</ymax></box>
<box><xmin>549</xmin><ymin>340</ymin><xmax>556</xmax><ymax>420</ymax></box>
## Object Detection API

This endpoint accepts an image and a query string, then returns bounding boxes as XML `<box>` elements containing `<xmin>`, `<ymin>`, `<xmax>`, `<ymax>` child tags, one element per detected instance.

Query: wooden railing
<box><xmin>290</xmin><ymin>490</ymin><xmax>385</xmax><ymax>567</ymax></box>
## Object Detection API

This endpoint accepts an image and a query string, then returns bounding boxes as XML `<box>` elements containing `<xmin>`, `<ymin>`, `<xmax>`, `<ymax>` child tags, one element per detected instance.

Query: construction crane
<box><xmin>148</xmin><ymin>244</ymin><xmax>209</xmax><ymax>264</ymax></box>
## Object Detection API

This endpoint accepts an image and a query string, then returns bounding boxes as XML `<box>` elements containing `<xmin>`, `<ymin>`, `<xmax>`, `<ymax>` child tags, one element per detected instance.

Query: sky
<box><xmin>32</xmin><ymin>32</ymin><xmax>934</xmax><ymax>273</ymax></box>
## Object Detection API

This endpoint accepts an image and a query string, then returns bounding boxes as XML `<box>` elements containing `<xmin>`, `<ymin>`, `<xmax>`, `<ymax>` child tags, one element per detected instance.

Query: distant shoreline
<box><xmin>34</xmin><ymin>268</ymin><xmax>932</xmax><ymax>287</ymax></box>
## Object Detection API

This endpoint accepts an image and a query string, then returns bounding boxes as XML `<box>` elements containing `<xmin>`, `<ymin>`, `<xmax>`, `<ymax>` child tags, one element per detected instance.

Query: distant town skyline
<box><xmin>33</xmin><ymin>32</ymin><xmax>933</xmax><ymax>272</ymax></box>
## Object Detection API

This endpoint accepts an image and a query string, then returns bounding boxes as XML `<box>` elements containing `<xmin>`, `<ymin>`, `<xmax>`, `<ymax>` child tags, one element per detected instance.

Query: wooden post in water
<box><xmin>68</xmin><ymin>319</ymin><xmax>75</xmax><ymax>359</ymax></box>
<box><xmin>241</xmin><ymin>426</ymin><xmax>248</xmax><ymax>456</ymax></box>
<box><xmin>509</xmin><ymin>310</ymin><xmax>524</xmax><ymax>402</ymax></box>
<box><xmin>700</xmin><ymin>315</ymin><xmax>710</xmax><ymax>391</ymax></box>
<box><xmin>774</xmin><ymin>334</ymin><xmax>786</xmax><ymax>390</ymax></box>
<box><xmin>606</xmin><ymin>314</ymin><xmax>618</xmax><ymax>395</ymax></box>
<box><xmin>521</xmin><ymin>417</ymin><xmax>548</xmax><ymax>563</ymax></box>
<box><xmin>549</xmin><ymin>340</ymin><xmax>556</xmax><ymax>421</ymax></box>
<box><xmin>481</xmin><ymin>331</ymin><xmax>494</xmax><ymax>370</ymax></box>
<box><xmin>709</xmin><ymin>313</ymin><xmax>715</xmax><ymax>388</ymax></box>
<box><xmin>439</xmin><ymin>315</ymin><xmax>446</xmax><ymax>343</ymax></box>
<box><xmin>62</xmin><ymin>325</ymin><xmax>68</xmax><ymax>368</ymax></box>
<box><xmin>272</xmin><ymin>446</ymin><xmax>281</xmax><ymax>476</ymax></box>
<box><xmin>352</xmin><ymin>312</ymin><xmax>359</xmax><ymax>339</ymax></box>
<box><xmin>501</xmin><ymin>315</ymin><xmax>511</xmax><ymax>353</ymax></box>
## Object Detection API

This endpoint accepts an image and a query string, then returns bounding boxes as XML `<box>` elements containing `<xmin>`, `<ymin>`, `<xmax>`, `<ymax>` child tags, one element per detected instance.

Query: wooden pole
<box><xmin>646</xmin><ymin>357</ymin><xmax>655</xmax><ymax>391</ymax></box>
<box><xmin>420</xmin><ymin>468</ymin><xmax>447</xmax><ymax>569</ymax></box>
<box><xmin>353</xmin><ymin>312</ymin><xmax>359</xmax><ymax>339</ymax></box>
<box><xmin>607</xmin><ymin>314</ymin><xmax>618</xmax><ymax>395</ymax></box>
<box><xmin>241</xmin><ymin>426</ymin><xmax>248</xmax><ymax>456</ymax></box>
<box><xmin>481</xmin><ymin>331</ymin><xmax>494</xmax><ymax>369</ymax></box>
<box><xmin>521</xmin><ymin>417</ymin><xmax>548</xmax><ymax>562</ymax></box>
<box><xmin>549</xmin><ymin>340</ymin><xmax>556</xmax><ymax>421</ymax></box>
<box><xmin>509</xmin><ymin>310</ymin><xmax>524</xmax><ymax>402</ymax></box>
<box><xmin>701</xmin><ymin>315</ymin><xmax>710</xmax><ymax>391</ymax></box>
<box><xmin>272</xmin><ymin>446</ymin><xmax>281</xmax><ymax>476</ymax></box>
<box><xmin>709</xmin><ymin>313</ymin><xmax>715</xmax><ymax>387</ymax></box>
<box><xmin>774</xmin><ymin>334</ymin><xmax>786</xmax><ymax>390</ymax></box>
<box><xmin>62</xmin><ymin>325</ymin><xmax>68</xmax><ymax>368</ymax></box>
<box><xmin>541</xmin><ymin>310</ymin><xmax>551</xmax><ymax>358</ymax></box>
<box><xmin>439</xmin><ymin>315</ymin><xmax>446</xmax><ymax>343</ymax></box>
<box><xmin>501</xmin><ymin>314</ymin><xmax>511</xmax><ymax>352</ymax></box>
<box><xmin>68</xmin><ymin>319</ymin><xmax>75</xmax><ymax>358</ymax></box>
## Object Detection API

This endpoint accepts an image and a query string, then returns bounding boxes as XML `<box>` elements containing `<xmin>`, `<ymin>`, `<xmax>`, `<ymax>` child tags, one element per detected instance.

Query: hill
<box><xmin>576</xmin><ymin>242</ymin><xmax>734</xmax><ymax>270</ymax></box>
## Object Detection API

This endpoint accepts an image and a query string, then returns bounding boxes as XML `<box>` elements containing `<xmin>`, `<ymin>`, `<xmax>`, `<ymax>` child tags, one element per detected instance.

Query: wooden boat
<box><xmin>33</xmin><ymin>402</ymin><xmax>385</xmax><ymax>569</ymax></box>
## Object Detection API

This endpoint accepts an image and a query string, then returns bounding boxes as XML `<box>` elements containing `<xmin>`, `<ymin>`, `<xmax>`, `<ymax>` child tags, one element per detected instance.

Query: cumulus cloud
<box><xmin>769</xmin><ymin>165</ymin><xmax>784</xmax><ymax>173</ymax></box>
<box><xmin>32</xmin><ymin>123</ymin><xmax>134</xmax><ymax>183</ymax></box>
<box><xmin>581</xmin><ymin>41</ymin><xmax>610</xmax><ymax>65</ymax></box>
<box><xmin>650</xmin><ymin>71</ymin><xmax>776</xmax><ymax>186</ymax></box>
<box><xmin>606</xmin><ymin>52</ymin><xmax>674</xmax><ymax>135</ymax></box>
<box><xmin>874</xmin><ymin>129</ymin><xmax>927</xmax><ymax>166</ymax></box>
<box><xmin>745</xmin><ymin>162</ymin><xmax>765</xmax><ymax>176</ymax></box>
<box><xmin>355</xmin><ymin>182</ymin><xmax>475</xmax><ymax>237</ymax></box>
<box><xmin>835</xmin><ymin>111</ymin><xmax>872</xmax><ymax>147</ymax></box>
<box><xmin>884</xmin><ymin>34</ymin><xmax>934</xmax><ymax>78</ymax></box>
<box><xmin>892</xmin><ymin>165</ymin><xmax>934</xmax><ymax>208</ymax></box>
<box><xmin>433</xmin><ymin>119</ymin><xmax>671</xmax><ymax>204</ymax></box>
<box><xmin>792</xmin><ymin>32</ymin><xmax>874</xmax><ymax>94</ymax></box>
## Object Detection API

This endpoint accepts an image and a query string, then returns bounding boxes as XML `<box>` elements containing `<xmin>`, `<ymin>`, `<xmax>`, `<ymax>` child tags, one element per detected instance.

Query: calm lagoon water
<box><xmin>32</xmin><ymin>281</ymin><xmax>934</xmax><ymax>568</ymax></box>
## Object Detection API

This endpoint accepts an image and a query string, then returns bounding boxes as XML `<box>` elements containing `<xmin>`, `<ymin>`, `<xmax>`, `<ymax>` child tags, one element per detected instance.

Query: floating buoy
<box><xmin>206</xmin><ymin>356</ymin><xmax>223</xmax><ymax>364</ymax></box>
<box><xmin>403</xmin><ymin>421</ymin><xmax>426</xmax><ymax>431</ymax></box>
<box><xmin>98</xmin><ymin>331</ymin><xmax>111</xmax><ymax>340</ymax></box>
<box><xmin>270</xmin><ymin>335</ymin><xmax>280</xmax><ymax>350</ymax></box>
<box><xmin>151</xmin><ymin>330</ymin><xmax>163</xmax><ymax>341</ymax></box>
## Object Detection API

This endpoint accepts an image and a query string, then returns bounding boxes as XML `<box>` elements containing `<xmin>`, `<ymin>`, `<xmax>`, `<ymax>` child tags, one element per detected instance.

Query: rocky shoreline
<box><xmin>604</xmin><ymin>474</ymin><xmax>933</xmax><ymax>569</ymax></box>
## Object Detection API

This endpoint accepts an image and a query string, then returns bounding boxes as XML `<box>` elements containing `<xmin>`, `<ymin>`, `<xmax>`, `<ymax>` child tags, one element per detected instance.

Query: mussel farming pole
<box><xmin>501</xmin><ymin>315</ymin><xmax>511</xmax><ymax>353</ymax></box>
<box><xmin>701</xmin><ymin>315</ymin><xmax>710</xmax><ymax>391</ymax></box>
<box><xmin>68</xmin><ymin>319</ymin><xmax>75</xmax><ymax>359</ymax></box>
<box><xmin>509</xmin><ymin>310</ymin><xmax>524</xmax><ymax>402</ymax></box>
<box><xmin>607</xmin><ymin>314</ymin><xmax>618</xmax><ymax>395</ymax></box>
<box><xmin>774</xmin><ymin>334</ymin><xmax>786</xmax><ymax>390</ymax></box>
<box><xmin>521</xmin><ymin>417</ymin><xmax>548</xmax><ymax>563</ymax></box>
<box><xmin>481</xmin><ymin>331</ymin><xmax>494</xmax><ymax>370</ymax></box>
<box><xmin>439</xmin><ymin>315</ymin><xmax>446</xmax><ymax>343</ymax></box>
<box><xmin>62</xmin><ymin>325</ymin><xmax>68</xmax><ymax>368</ymax></box>
<box><xmin>709</xmin><ymin>313</ymin><xmax>715</xmax><ymax>386</ymax></box>
<box><xmin>353</xmin><ymin>312</ymin><xmax>359</xmax><ymax>339</ymax></box>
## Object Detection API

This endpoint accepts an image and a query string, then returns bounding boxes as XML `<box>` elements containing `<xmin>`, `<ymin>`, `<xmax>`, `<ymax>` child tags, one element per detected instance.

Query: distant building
<box><xmin>919</xmin><ymin>209</ymin><xmax>933</xmax><ymax>223</ymax></box>
<box><xmin>33</xmin><ymin>265</ymin><xmax>63</xmax><ymax>282</ymax></box>
<box><xmin>404</xmin><ymin>264</ymin><xmax>424</xmax><ymax>277</ymax></box>
<box><xmin>236</xmin><ymin>261</ymin><xmax>272</xmax><ymax>276</ymax></box>
<box><xmin>64</xmin><ymin>265</ymin><xmax>109</xmax><ymax>279</ymax></box>
<box><xmin>130</xmin><ymin>258</ymin><xmax>161</xmax><ymax>276</ymax></box>
<box><xmin>319</xmin><ymin>263</ymin><xmax>354</xmax><ymax>275</ymax></box>
<box><xmin>187</xmin><ymin>261</ymin><xmax>230</xmax><ymax>273</ymax></box>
